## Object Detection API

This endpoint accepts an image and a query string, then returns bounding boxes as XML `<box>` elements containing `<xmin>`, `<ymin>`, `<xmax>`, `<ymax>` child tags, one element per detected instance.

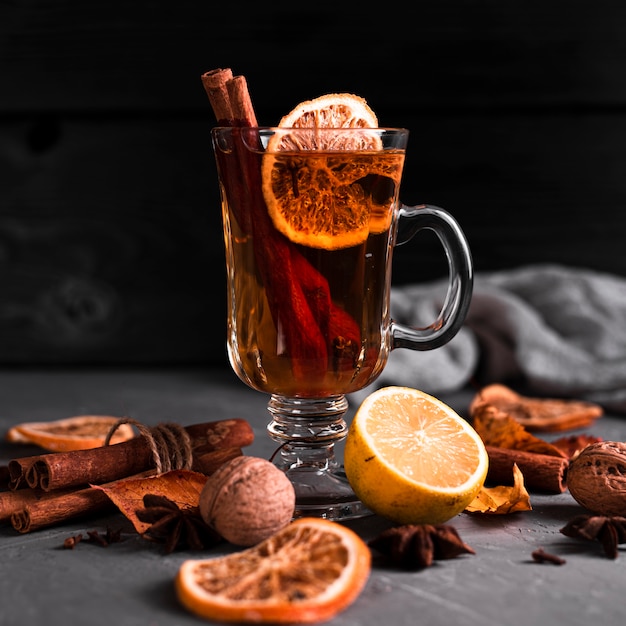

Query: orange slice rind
<box><xmin>175</xmin><ymin>517</ymin><xmax>371</xmax><ymax>624</ymax></box>
<box><xmin>5</xmin><ymin>415</ymin><xmax>135</xmax><ymax>452</ymax></box>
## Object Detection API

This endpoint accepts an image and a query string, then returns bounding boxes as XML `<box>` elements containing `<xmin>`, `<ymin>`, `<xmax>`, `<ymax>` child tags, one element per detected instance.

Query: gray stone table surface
<box><xmin>1</xmin><ymin>367</ymin><xmax>625</xmax><ymax>626</ymax></box>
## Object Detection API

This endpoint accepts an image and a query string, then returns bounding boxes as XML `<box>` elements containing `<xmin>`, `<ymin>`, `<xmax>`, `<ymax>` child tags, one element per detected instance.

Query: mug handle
<box><xmin>390</xmin><ymin>204</ymin><xmax>473</xmax><ymax>351</ymax></box>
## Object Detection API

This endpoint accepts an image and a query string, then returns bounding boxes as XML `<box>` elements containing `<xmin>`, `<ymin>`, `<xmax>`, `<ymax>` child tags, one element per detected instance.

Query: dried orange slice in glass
<box><xmin>275</xmin><ymin>93</ymin><xmax>378</xmax><ymax>130</ymax></box>
<box><xmin>262</xmin><ymin>93</ymin><xmax>398</xmax><ymax>251</ymax></box>
<box><xmin>5</xmin><ymin>415</ymin><xmax>135</xmax><ymax>452</ymax></box>
<box><xmin>175</xmin><ymin>517</ymin><xmax>371</xmax><ymax>624</ymax></box>
<box><xmin>344</xmin><ymin>386</ymin><xmax>489</xmax><ymax>525</ymax></box>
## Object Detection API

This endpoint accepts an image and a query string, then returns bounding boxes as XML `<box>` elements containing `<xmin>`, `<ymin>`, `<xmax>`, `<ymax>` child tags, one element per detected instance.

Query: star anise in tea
<box><xmin>368</xmin><ymin>524</ymin><xmax>475</xmax><ymax>570</ymax></box>
<box><xmin>136</xmin><ymin>494</ymin><xmax>221</xmax><ymax>554</ymax></box>
<box><xmin>560</xmin><ymin>514</ymin><xmax>626</xmax><ymax>559</ymax></box>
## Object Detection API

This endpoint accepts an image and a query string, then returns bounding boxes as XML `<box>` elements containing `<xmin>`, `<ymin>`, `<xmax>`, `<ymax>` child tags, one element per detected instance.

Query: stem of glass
<box><xmin>266</xmin><ymin>394</ymin><xmax>371</xmax><ymax>520</ymax></box>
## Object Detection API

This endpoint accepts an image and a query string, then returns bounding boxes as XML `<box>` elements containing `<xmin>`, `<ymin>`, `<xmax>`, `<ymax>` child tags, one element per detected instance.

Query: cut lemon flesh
<box><xmin>5</xmin><ymin>415</ymin><xmax>135</xmax><ymax>452</ymax></box>
<box><xmin>175</xmin><ymin>517</ymin><xmax>371</xmax><ymax>624</ymax></box>
<box><xmin>262</xmin><ymin>93</ymin><xmax>398</xmax><ymax>251</ymax></box>
<box><xmin>344</xmin><ymin>386</ymin><xmax>489</xmax><ymax>525</ymax></box>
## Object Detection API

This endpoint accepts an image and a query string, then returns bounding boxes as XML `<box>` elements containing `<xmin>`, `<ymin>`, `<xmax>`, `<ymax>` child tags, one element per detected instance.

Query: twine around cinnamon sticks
<box><xmin>1</xmin><ymin>418</ymin><xmax>254</xmax><ymax>532</ymax></box>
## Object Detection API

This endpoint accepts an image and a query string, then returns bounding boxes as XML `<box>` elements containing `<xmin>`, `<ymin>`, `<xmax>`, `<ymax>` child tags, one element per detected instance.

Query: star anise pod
<box><xmin>560</xmin><ymin>514</ymin><xmax>626</xmax><ymax>559</ymax></box>
<box><xmin>136</xmin><ymin>494</ymin><xmax>221</xmax><ymax>554</ymax></box>
<box><xmin>368</xmin><ymin>524</ymin><xmax>475</xmax><ymax>570</ymax></box>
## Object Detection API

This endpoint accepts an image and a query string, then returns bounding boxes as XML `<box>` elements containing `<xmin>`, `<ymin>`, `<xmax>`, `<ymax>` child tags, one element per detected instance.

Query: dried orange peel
<box><xmin>175</xmin><ymin>517</ymin><xmax>371</xmax><ymax>624</ymax></box>
<box><xmin>469</xmin><ymin>383</ymin><xmax>603</xmax><ymax>432</ymax></box>
<box><xmin>5</xmin><ymin>415</ymin><xmax>135</xmax><ymax>452</ymax></box>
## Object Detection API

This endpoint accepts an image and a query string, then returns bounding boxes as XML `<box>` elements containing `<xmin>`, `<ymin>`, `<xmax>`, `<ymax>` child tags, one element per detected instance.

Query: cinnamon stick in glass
<box><xmin>202</xmin><ymin>68</ymin><xmax>364</xmax><ymax>381</ymax></box>
<box><xmin>201</xmin><ymin>67</ymin><xmax>234</xmax><ymax>124</ymax></box>
<box><xmin>8</xmin><ymin>419</ymin><xmax>254</xmax><ymax>492</ymax></box>
<box><xmin>226</xmin><ymin>74</ymin><xmax>257</xmax><ymax>126</ymax></box>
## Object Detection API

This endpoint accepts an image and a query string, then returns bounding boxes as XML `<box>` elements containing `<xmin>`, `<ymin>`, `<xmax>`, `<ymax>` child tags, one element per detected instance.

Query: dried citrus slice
<box><xmin>344</xmin><ymin>386</ymin><xmax>489</xmax><ymax>525</ymax></box>
<box><xmin>261</xmin><ymin>93</ymin><xmax>400</xmax><ymax>251</ymax></box>
<box><xmin>276</xmin><ymin>93</ymin><xmax>378</xmax><ymax>131</ymax></box>
<box><xmin>175</xmin><ymin>517</ymin><xmax>371</xmax><ymax>624</ymax></box>
<box><xmin>5</xmin><ymin>415</ymin><xmax>135</xmax><ymax>452</ymax></box>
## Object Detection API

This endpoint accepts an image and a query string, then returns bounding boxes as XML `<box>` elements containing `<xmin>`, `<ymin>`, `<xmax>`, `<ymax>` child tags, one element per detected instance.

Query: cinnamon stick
<box><xmin>8</xmin><ymin>419</ymin><xmax>254</xmax><ymax>492</ymax></box>
<box><xmin>191</xmin><ymin>446</ymin><xmax>243</xmax><ymax>475</ymax></box>
<box><xmin>0</xmin><ymin>483</ymin><xmax>107</xmax><ymax>529</ymax></box>
<box><xmin>1</xmin><ymin>487</ymin><xmax>60</xmax><ymax>522</ymax></box>
<box><xmin>201</xmin><ymin>68</ymin><xmax>234</xmax><ymax>124</ymax></box>
<box><xmin>10</xmin><ymin>487</ymin><xmax>113</xmax><ymax>533</ymax></box>
<box><xmin>203</xmin><ymin>69</ymin><xmax>255</xmax><ymax>235</ymax></box>
<box><xmin>7</xmin><ymin>458</ymin><xmax>32</xmax><ymax>490</ymax></box>
<box><xmin>486</xmin><ymin>445</ymin><xmax>568</xmax><ymax>493</ymax></box>
<box><xmin>226</xmin><ymin>75</ymin><xmax>258</xmax><ymax>126</ymax></box>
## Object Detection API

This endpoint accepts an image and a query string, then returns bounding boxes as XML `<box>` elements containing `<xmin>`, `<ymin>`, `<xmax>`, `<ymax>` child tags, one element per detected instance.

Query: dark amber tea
<box><xmin>216</xmin><ymin>142</ymin><xmax>405</xmax><ymax>397</ymax></box>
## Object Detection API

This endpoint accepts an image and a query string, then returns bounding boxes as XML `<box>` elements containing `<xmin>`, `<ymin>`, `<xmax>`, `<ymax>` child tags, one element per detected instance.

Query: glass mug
<box><xmin>211</xmin><ymin>127</ymin><xmax>472</xmax><ymax>519</ymax></box>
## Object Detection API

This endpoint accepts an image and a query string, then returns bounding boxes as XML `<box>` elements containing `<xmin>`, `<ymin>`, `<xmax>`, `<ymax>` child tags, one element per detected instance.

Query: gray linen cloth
<box><xmin>356</xmin><ymin>264</ymin><xmax>626</xmax><ymax>413</ymax></box>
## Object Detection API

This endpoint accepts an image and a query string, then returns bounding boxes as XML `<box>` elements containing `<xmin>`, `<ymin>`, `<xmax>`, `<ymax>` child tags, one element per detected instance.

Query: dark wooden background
<box><xmin>1</xmin><ymin>1</ymin><xmax>625</xmax><ymax>365</ymax></box>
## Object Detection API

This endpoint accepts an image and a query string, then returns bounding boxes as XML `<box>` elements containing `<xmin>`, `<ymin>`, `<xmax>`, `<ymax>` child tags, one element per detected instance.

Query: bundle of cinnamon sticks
<box><xmin>0</xmin><ymin>419</ymin><xmax>254</xmax><ymax>533</ymax></box>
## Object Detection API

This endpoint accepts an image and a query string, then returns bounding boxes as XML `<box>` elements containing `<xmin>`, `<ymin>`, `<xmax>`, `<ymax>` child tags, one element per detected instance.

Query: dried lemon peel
<box><xmin>261</xmin><ymin>93</ymin><xmax>402</xmax><ymax>251</ymax></box>
<box><xmin>344</xmin><ymin>386</ymin><xmax>489</xmax><ymax>525</ymax></box>
<box><xmin>176</xmin><ymin>517</ymin><xmax>371</xmax><ymax>624</ymax></box>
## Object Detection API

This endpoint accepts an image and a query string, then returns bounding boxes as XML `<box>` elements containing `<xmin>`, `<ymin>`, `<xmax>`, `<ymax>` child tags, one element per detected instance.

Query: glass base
<box><xmin>277</xmin><ymin>450</ymin><xmax>372</xmax><ymax>520</ymax></box>
<box><xmin>266</xmin><ymin>394</ymin><xmax>373</xmax><ymax>521</ymax></box>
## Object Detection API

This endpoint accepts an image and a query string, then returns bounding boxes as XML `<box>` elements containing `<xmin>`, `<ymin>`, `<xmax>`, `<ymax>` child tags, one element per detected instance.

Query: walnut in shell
<box><xmin>567</xmin><ymin>441</ymin><xmax>626</xmax><ymax>516</ymax></box>
<box><xmin>199</xmin><ymin>455</ymin><xmax>295</xmax><ymax>546</ymax></box>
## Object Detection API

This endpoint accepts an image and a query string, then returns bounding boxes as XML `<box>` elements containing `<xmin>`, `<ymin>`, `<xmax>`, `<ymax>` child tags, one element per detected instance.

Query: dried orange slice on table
<box><xmin>261</xmin><ymin>93</ymin><xmax>402</xmax><ymax>250</ymax></box>
<box><xmin>5</xmin><ymin>415</ymin><xmax>135</xmax><ymax>452</ymax></box>
<box><xmin>176</xmin><ymin>517</ymin><xmax>371</xmax><ymax>624</ymax></box>
<box><xmin>344</xmin><ymin>386</ymin><xmax>489</xmax><ymax>525</ymax></box>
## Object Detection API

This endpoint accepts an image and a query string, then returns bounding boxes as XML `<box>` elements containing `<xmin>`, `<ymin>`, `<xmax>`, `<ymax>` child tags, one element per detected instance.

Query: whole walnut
<box><xmin>568</xmin><ymin>441</ymin><xmax>626</xmax><ymax>516</ymax></box>
<box><xmin>199</xmin><ymin>455</ymin><xmax>295</xmax><ymax>546</ymax></box>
